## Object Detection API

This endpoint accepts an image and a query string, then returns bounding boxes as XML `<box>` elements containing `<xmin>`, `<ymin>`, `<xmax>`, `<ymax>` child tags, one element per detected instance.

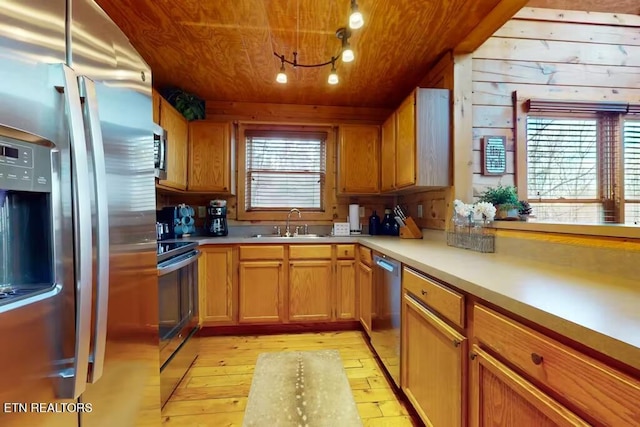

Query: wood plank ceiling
<box><xmin>94</xmin><ymin>0</ymin><xmax>505</xmax><ymax>108</ymax></box>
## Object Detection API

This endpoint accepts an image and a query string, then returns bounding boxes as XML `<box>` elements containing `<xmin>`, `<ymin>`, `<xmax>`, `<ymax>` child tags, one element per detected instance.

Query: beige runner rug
<box><xmin>242</xmin><ymin>350</ymin><xmax>363</xmax><ymax>427</ymax></box>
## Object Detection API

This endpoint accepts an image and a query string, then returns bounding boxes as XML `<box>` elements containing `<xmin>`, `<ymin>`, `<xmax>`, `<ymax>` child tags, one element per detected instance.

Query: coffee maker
<box><xmin>205</xmin><ymin>204</ymin><xmax>228</xmax><ymax>236</ymax></box>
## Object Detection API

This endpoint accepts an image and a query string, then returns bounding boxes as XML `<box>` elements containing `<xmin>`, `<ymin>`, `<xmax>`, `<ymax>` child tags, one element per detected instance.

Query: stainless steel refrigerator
<box><xmin>0</xmin><ymin>0</ymin><xmax>161</xmax><ymax>425</ymax></box>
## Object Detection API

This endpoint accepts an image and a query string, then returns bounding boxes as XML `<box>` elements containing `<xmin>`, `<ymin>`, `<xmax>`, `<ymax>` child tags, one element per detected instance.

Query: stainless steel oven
<box><xmin>157</xmin><ymin>241</ymin><xmax>200</xmax><ymax>405</ymax></box>
<box><xmin>371</xmin><ymin>253</ymin><xmax>401</xmax><ymax>387</ymax></box>
<box><xmin>154</xmin><ymin>125</ymin><xmax>167</xmax><ymax>180</ymax></box>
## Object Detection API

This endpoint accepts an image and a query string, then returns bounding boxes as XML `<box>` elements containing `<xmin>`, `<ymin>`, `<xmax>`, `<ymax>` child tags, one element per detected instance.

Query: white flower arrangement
<box><xmin>473</xmin><ymin>202</ymin><xmax>496</xmax><ymax>222</ymax></box>
<box><xmin>453</xmin><ymin>199</ymin><xmax>473</xmax><ymax>218</ymax></box>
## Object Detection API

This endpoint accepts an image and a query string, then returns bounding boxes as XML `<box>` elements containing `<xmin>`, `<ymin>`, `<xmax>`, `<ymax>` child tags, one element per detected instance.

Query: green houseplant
<box><xmin>161</xmin><ymin>87</ymin><xmax>205</xmax><ymax>121</ymax></box>
<box><xmin>478</xmin><ymin>185</ymin><xmax>522</xmax><ymax>219</ymax></box>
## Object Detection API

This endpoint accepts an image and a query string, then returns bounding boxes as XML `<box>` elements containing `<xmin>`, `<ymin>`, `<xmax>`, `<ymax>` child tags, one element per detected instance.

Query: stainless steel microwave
<box><xmin>154</xmin><ymin>125</ymin><xmax>167</xmax><ymax>180</ymax></box>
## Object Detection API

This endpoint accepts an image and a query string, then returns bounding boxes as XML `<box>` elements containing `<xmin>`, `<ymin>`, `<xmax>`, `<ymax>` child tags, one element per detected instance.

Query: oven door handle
<box><xmin>158</xmin><ymin>251</ymin><xmax>201</xmax><ymax>276</ymax></box>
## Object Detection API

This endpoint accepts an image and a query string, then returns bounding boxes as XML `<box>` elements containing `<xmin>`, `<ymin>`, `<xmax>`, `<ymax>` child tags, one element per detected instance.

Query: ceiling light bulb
<box><xmin>342</xmin><ymin>47</ymin><xmax>354</xmax><ymax>63</ymax></box>
<box><xmin>276</xmin><ymin>61</ymin><xmax>287</xmax><ymax>83</ymax></box>
<box><xmin>328</xmin><ymin>70</ymin><xmax>339</xmax><ymax>85</ymax></box>
<box><xmin>349</xmin><ymin>9</ymin><xmax>363</xmax><ymax>29</ymax></box>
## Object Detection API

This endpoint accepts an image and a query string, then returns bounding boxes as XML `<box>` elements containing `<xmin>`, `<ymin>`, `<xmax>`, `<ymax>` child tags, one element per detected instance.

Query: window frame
<box><xmin>236</xmin><ymin>123</ymin><xmax>337</xmax><ymax>222</ymax></box>
<box><xmin>514</xmin><ymin>93</ymin><xmax>638</xmax><ymax>226</ymax></box>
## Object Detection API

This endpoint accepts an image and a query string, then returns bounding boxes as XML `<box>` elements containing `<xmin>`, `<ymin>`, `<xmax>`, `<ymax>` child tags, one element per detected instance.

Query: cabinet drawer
<box><xmin>239</xmin><ymin>245</ymin><xmax>284</xmax><ymax>260</ymax></box>
<box><xmin>473</xmin><ymin>304</ymin><xmax>640</xmax><ymax>427</ymax></box>
<box><xmin>358</xmin><ymin>246</ymin><xmax>372</xmax><ymax>266</ymax></box>
<box><xmin>336</xmin><ymin>244</ymin><xmax>355</xmax><ymax>259</ymax></box>
<box><xmin>289</xmin><ymin>245</ymin><xmax>332</xmax><ymax>259</ymax></box>
<box><xmin>403</xmin><ymin>267</ymin><xmax>464</xmax><ymax>328</ymax></box>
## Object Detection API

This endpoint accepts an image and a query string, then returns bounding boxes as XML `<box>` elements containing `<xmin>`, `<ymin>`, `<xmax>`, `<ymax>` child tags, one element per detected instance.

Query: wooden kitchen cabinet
<box><xmin>188</xmin><ymin>121</ymin><xmax>235</xmax><ymax>193</ymax></box>
<box><xmin>401</xmin><ymin>293</ymin><xmax>466</xmax><ymax>427</ymax></box>
<box><xmin>469</xmin><ymin>345</ymin><xmax>588</xmax><ymax>426</ymax></box>
<box><xmin>158</xmin><ymin>97</ymin><xmax>188</xmax><ymax>190</ymax></box>
<box><xmin>338</xmin><ymin>124</ymin><xmax>380</xmax><ymax>194</ymax></box>
<box><xmin>336</xmin><ymin>259</ymin><xmax>357</xmax><ymax>320</ymax></box>
<box><xmin>152</xmin><ymin>88</ymin><xmax>161</xmax><ymax>124</ymax></box>
<box><xmin>358</xmin><ymin>261</ymin><xmax>372</xmax><ymax>335</ymax></box>
<box><xmin>238</xmin><ymin>260</ymin><xmax>285</xmax><ymax>324</ymax></box>
<box><xmin>288</xmin><ymin>260</ymin><xmax>332</xmax><ymax>322</ymax></box>
<box><xmin>198</xmin><ymin>246</ymin><xmax>236</xmax><ymax>325</ymax></box>
<box><xmin>380</xmin><ymin>114</ymin><xmax>396</xmax><ymax>192</ymax></box>
<box><xmin>382</xmin><ymin>88</ymin><xmax>450</xmax><ymax>192</ymax></box>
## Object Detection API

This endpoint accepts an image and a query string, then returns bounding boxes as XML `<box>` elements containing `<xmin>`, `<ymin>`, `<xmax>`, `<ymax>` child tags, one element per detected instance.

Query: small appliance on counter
<box><xmin>157</xmin><ymin>204</ymin><xmax>196</xmax><ymax>238</ymax></box>
<box><xmin>204</xmin><ymin>199</ymin><xmax>228</xmax><ymax>236</ymax></box>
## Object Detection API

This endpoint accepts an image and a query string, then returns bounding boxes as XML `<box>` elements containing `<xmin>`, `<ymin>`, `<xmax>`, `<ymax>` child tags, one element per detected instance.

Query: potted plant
<box><xmin>160</xmin><ymin>87</ymin><xmax>205</xmax><ymax>121</ymax></box>
<box><xmin>478</xmin><ymin>185</ymin><xmax>522</xmax><ymax>220</ymax></box>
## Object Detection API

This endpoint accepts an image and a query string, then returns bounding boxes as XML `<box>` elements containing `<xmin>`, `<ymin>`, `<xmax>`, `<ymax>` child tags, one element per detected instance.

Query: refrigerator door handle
<box><xmin>59</xmin><ymin>64</ymin><xmax>93</xmax><ymax>398</ymax></box>
<box><xmin>79</xmin><ymin>76</ymin><xmax>110</xmax><ymax>384</ymax></box>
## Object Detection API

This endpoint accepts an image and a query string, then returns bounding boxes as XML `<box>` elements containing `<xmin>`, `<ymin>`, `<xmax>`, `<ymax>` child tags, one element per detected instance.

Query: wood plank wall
<box><xmin>159</xmin><ymin>102</ymin><xmax>396</xmax><ymax>226</ymax></box>
<box><xmin>471</xmin><ymin>7</ymin><xmax>640</xmax><ymax>197</ymax></box>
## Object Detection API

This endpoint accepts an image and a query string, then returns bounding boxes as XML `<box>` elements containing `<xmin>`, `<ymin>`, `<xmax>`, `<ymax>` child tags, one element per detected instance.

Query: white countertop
<box><xmin>182</xmin><ymin>233</ymin><xmax>640</xmax><ymax>370</ymax></box>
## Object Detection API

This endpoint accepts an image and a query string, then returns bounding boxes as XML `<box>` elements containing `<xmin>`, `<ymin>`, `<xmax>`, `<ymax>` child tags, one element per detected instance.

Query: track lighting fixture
<box><xmin>273</xmin><ymin>2</ymin><xmax>364</xmax><ymax>84</ymax></box>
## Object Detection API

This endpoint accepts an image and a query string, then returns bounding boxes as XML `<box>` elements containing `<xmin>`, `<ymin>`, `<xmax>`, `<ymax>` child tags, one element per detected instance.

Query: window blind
<box><xmin>245</xmin><ymin>132</ymin><xmax>326</xmax><ymax>211</ymax></box>
<box><xmin>624</xmin><ymin>120</ymin><xmax>640</xmax><ymax>224</ymax></box>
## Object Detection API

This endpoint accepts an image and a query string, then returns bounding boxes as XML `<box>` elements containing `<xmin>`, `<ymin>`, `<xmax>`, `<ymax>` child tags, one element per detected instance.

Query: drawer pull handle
<box><xmin>452</xmin><ymin>339</ymin><xmax>461</xmax><ymax>347</ymax></box>
<box><xmin>421</xmin><ymin>289</ymin><xmax>427</xmax><ymax>296</ymax></box>
<box><xmin>531</xmin><ymin>353</ymin><xmax>544</xmax><ymax>365</ymax></box>
<box><xmin>470</xmin><ymin>352</ymin><xmax>477</xmax><ymax>360</ymax></box>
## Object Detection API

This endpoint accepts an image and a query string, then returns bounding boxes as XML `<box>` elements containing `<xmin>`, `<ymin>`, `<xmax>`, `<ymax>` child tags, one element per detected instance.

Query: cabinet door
<box><xmin>395</xmin><ymin>92</ymin><xmax>416</xmax><ymax>188</ymax></box>
<box><xmin>289</xmin><ymin>261</ymin><xmax>332</xmax><ymax>322</ymax></box>
<box><xmin>336</xmin><ymin>260</ymin><xmax>357</xmax><ymax>320</ymax></box>
<box><xmin>401</xmin><ymin>293</ymin><xmax>466</xmax><ymax>427</ymax></box>
<box><xmin>381</xmin><ymin>114</ymin><xmax>396</xmax><ymax>192</ymax></box>
<box><xmin>470</xmin><ymin>345</ymin><xmax>589</xmax><ymax>427</ymax></box>
<box><xmin>358</xmin><ymin>262</ymin><xmax>372</xmax><ymax>335</ymax></box>
<box><xmin>199</xmin><ymin>247</ymin><xmax>235</xmax><ymax>324</ymax></box>
<box><xmin>188</xmin><ymin>121</ymin><xmax>231</xmax><ymax>192</ymax></box>
<box><xmin>239</xmin><ymin>261</ymin><xmax>284</xmax><ymax>323</ymax></box>
<box><xmin>338</xmin><ymin>125</ymin><xmax>380</xmax><ymax>193</ymax></box>
<box><xmin>158</xmin><ymin>98</ymin><xmax>188</xmax><ymax>190</ymax></box>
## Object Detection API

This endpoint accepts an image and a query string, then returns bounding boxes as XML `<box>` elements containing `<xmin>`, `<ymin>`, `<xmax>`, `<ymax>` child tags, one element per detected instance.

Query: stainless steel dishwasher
<box><xmin>371</xmin><ymin>253</ymin><xmax>401</xmax><ymax>387</ymax></box>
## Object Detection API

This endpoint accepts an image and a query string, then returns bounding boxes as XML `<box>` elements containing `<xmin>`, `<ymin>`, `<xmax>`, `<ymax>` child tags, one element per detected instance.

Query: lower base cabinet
<box><xmin>401</xmin><ymin>293</ymin><xmax>466</xmax><ymax>427</ymax></box>
<box><xmin>199</xmin><ymin>246</ymin><xmax>235</xmax><ymax>325</ymax></box>
<box><xmin>289</xmin><ymin>260</ymin><xmax>332</xmax><ymax>321</ymax></box>
<box><xmin>336</xmin><ymin>260</ymin><xmax>357</xmax><ymax>320</ymax></box>
<box><xmin>469</xmin><ymin>345</ymin><xmax>588</xmax><ymax>426</ymax></box>
<box><xmin>238</xmin><ymin>261</ymin><xmax>284</xmax><ymax>323</ymax></box>
<box><xmin>358</xmin><ymin>261</ymin><xmax>372</xmax><ymax>335</ymax></box>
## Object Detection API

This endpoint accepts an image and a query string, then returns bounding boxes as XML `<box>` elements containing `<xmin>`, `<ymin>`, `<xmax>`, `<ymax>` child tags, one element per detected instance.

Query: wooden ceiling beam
<box><xmin>454</xmin><ymin>0</ymin><xmax>530</xmax><ymax>53</ymax></box>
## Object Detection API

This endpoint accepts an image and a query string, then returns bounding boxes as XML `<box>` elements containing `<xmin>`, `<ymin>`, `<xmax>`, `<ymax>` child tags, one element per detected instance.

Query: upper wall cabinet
<box><xmin>158</xmin><ymin>97</ymin><xmax>189</xmax><ymax>190</ymax></box>
<box><xmin>188</xmin><ymin>121</ymin><xmax>236</xmax><ymax>194</ymax></box>
<box><xmin>338</xmin><ymin>124</ymin><xmax>380</xmax><ymax>194</ymax></box>
<box><xmin>385</xmin><ymin>88</ymin><xmax>450</xmax><ymax>192</ymax></box>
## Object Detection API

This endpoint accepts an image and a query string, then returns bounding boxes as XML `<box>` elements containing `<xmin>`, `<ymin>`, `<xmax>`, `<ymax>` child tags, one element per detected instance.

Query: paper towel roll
<box><xmin>349</xmin><ymin>204</ymin><xmax>360</xmax><ymax>232</ymax></box>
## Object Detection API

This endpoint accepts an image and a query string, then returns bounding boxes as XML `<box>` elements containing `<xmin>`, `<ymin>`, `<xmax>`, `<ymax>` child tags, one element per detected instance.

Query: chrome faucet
<box><xmin>285</xmin><ymin>208</ymin><xmax>302</xmax><ymax>237</ymax></box>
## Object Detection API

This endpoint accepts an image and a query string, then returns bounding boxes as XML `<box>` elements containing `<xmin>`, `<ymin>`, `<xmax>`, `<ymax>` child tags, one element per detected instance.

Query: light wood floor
<box><xmin>161</xmin><ymin>330</ymin><xmax>420</xmax><ymax>426</ymax></box>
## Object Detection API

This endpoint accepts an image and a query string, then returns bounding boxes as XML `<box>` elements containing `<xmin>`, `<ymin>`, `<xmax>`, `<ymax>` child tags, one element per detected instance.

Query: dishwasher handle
<box><xmin>374</xmin><ymin>255</ymin><xmax>399</xmax><ymax>274</ymax></box>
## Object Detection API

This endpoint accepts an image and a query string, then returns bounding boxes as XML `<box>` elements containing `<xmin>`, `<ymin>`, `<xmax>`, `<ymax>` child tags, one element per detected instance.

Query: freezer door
<box><xmin>71</xmin><ymin>1</ymin><xmax>161</xmax><ymax>426</ymax></box>
<box><xmin>0</xmin><ymin>2</ymin><xmax>82</xmax><ymax>426</ymax></box>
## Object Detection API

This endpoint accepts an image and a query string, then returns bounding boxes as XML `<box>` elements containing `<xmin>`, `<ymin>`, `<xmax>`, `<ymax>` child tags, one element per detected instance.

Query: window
<box><xmin>521</xmin><ymin>99</ymin><xmax>640</xmax><ymax>225</ymax></box>
<box><xmin>625</xmin><ymin>120</ymin><xmax>640</xmax><ymax>225</ymax></box>
<box><xmin>244</xmin><ymin>130</ymin><xmax>327</xmax><ymax>212</ymax></box>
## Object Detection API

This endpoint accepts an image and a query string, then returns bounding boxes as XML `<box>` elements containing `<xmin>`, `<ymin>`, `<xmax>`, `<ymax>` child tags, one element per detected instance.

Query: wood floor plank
<box><xmin>162</xmin><ymin>398</ymin><xmax>247</xmax><ymax>417</ymax></box>
<box><xmin>162</xmin><ymin>411</ymin><xmax>244</xmax><ymax>426</ymax></box>
<box><xmin>187</xmin><ymin>365</ymin><xmax>255</xmax><ymax>377</ymax></box>
<box><xmin>364</xmin><ymin>415</ymin><xmax>420</xmax><ymax>426</ymax></box>
<box><xmin>349</xmin><ymin>377</ymin><xmax>372</xmax><ymax>390</ymax></box>
<box><xmin>352</xmin><ymin>388</ymin><xmax>398</xmax><ymax>403</ymax></box>
<box><xmin>357</xmin><ymin>402</ymin><xmax>384</xmax><ymax>419</ymax></box>
<box><xmin>186</xmin><ymin>374</ymin><xmax>254</xmax><ymax>388</ymax></box>
<box><xmin>170</xmin><ymin>385</ymin><xmax>251</xmax><ymax>400</ymax></box>
<box><xmin>367</xmin><ymin>376</ymin><xmax>395</xmax><ymax>389</ymax></box>
<box><xmin>377</xmin><ymin>399</ymin><xmax>411</xmax><ymax>417</ymax></box>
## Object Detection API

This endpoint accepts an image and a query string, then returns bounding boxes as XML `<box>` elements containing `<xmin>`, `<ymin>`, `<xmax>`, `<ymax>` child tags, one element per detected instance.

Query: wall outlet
<box><xmin>417</xmin><ymin>204</ymin><xmax>423</xmax><ymax>218</ymax></box>
<box><xmin>359</xmin><ymin>206</ymin><xmax>365</xmax><ymax>217</ymax></box>
<box><xmin>198</xmin><ymin>206</ymin><xmax>206</xmax><ymax>218</ymax></box>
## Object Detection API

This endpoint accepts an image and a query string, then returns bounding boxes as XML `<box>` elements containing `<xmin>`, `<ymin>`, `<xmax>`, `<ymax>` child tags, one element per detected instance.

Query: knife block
<box><xmin>399</xmin><ymin>217</ymin><xmax>422</xmax><ymax>239</ymax></box>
